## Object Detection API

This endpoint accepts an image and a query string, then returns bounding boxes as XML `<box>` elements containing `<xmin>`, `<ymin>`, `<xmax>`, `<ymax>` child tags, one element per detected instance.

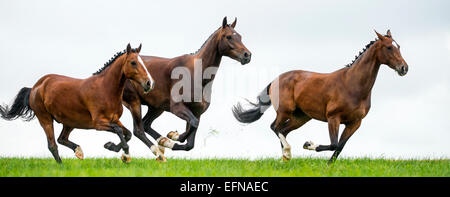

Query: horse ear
<box><xmin>222</xmin><ymin>16</ymin><xmax>228</xmax><ymax>28</ymax></box>
<box><xmin>137</xmin><ymin>43</ymin><xmax>142</xmax><ymax>53</ymax></box>
<box><xmin>387</xmin><ymin>29</ymin><xmax>392</xmax><ymax>38</ymax></box>
<box><xmin>231</xmin><ymin>17</ymin><xmax>237</xmax><ymax>28</ymax></box>
<box><xmin>374</xmin><ymin>30</ymin><xmax>385</xmax><ymax>40</ymax></box>
<box><xmin>126</xmin><ymin>43</ymin><xmax>132</xmax><ymax>54</ymax></box>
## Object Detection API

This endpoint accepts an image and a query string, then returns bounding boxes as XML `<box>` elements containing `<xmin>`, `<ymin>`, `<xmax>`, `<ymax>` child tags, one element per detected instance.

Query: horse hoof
<box><xmin>282</xmin><ymin>152</ymin><xmax>291</xmax><ymax>162</ymax></box>
<box><xmin>121</xmin><ymin>153</ymin><xmax>131</xmax><ymax>164</ymax></box>
<box><xmin>158</xmin><ymin>145</ymin><xmax>165</xmax><ymax>154</ymax></box>
<box><xmin>303</xmin><ymin>141</ymin><xmax>317</xmax><ymax>151</ymax></box>
<box><xmin>150</xmin><ymin>145</ymin><xmax>166</xmax><ymax>162</ymax></box>
<box><xmin>167</xmin><ymin>131</ymin><xmax>179</xmax><ymax>141</ymax></box>
<box><xmin>156</xmin><ymin>155</ymin><xmax>167</xmax><ymax>163</ymax></box>
<box><xmin>104</xmin><ymin>142</ymin><xmax>115</xmax><ymax>150</ymax></box>
<box><xmin>75</xmin><ymin>146</ymin><xmax>84</xmax><ymax>160</ymax></box>
<box><xmin>281</xmin><ymin>155</ymin><xmax>291</xmax><ymax>162</ymax></box>
<box><xmin>282</xmin><ymin>147</ymin><xmax>291</xmax><ymax>161</ymax></box>
<box><xmin>158</xmin><ymin>137</ymin><xmax>174</xmax><ymax>149</ymax></box>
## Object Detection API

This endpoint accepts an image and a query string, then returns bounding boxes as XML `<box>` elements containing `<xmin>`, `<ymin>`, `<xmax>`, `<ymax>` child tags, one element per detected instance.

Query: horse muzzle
<box><xmin>143</xmin><ymin>80</ymin><xmax>155</xmax><ymax>93</ymax></box>
<box><xmin>396</xmin><ymin>64</ymin><xmax>408</xmax><ymax>76</ymax></box>
<box><xmin>240</xmin><ymin>51</ymin><xmax>252</xmax><ymax>65</ymax></box>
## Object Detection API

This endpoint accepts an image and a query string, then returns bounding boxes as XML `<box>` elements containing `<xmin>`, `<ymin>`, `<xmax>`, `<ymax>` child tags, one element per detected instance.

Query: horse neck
<box><xmin>195</xmin><ymin>33</ymin><xmax>223</xmax><ymax>71</ymax></box>
<box><xmin>345</xmin><ymin>43</ymin><xmax>381</xmax><ymax>99</ymax></box>
<box><xmin>100</xmin><ymin>55</ymin><xmax>127</xmax><ymax>98</ymax></box>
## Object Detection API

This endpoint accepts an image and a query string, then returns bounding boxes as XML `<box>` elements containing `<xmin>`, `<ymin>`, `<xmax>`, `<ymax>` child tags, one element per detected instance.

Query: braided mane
<box><xmin>345</xmin><ymin>39</ymin><xmax>377</xmax><ymax>68</ymax></box>
<box><xmin>93</xmin><ymin>48</ymin><xmax>138</xmax><ymax>75</ymax></box>
<box><xmin>345</xmin><ymin>34</ymin><xmax>392</xmax><ymax>68</ymax></box>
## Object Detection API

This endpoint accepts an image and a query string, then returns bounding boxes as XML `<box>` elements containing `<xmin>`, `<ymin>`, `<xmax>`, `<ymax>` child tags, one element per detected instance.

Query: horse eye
<box><xmin>226</xmin><ymin>35</ymin><xmax>232</xmax><ymax>40</ymax></box>
<box><xmin>131</xmin><ymin>61</ymin><xmax>137</xmax><ymax>66</ymax></box>
<box><xmin>387</xmin><ymin>46</ymin><xmax>393</xmax><ymax>50</ymax></box>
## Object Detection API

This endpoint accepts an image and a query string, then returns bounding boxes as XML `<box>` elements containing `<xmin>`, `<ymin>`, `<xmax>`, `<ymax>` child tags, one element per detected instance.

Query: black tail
<box><xmin>0</xmin><ymin>87</ymin><xmax>35</xmax><ymax>121</ymax></box>
<box><xmin>232</xmin><ymin>83</ymin><xmax>272</xmax><ymax>123</ymax></box>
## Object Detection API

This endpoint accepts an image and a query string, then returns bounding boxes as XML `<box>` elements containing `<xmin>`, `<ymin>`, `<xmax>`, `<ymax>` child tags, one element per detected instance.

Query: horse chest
<box><xmin>338</xmin><ymin>100</ymin><xmax>370</xmax><ymax>123</ymax></box>
<box><xmin>186</xmin><ymin>101</ymin><xmax>209</xmax><ymax>115</ymax></box>
<box><xmin>91</xmin><ymin>99</ymin><xmax>123</xmax><ymax>121</ymax></box>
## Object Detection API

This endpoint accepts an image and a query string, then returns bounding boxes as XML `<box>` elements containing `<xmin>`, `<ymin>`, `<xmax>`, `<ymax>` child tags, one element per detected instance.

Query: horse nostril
<box><xmin>244</xmin><ymin>52</ymin><xmax>249</xmax><ymax>58</ymax></box>
<box><xmin>146</xmin><ymin>81</ymin><xmax>151</xmax><ymax>87</ymax></box>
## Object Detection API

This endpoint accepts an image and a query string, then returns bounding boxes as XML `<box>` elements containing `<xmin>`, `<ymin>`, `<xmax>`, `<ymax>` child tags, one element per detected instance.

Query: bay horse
<box><xmin>0</xmin><ymin>44</ymin><xmax>154</xmax><ymax>163</ymax></box>
<box><xmin>232</xmin><ymin>30</ymin><xmax>408</xmax><ymax>163</ymax></box>
<box><xmin>120</xmin><ymin>17</ymin><xmax>251</xmax><ymax>161</ymax></box>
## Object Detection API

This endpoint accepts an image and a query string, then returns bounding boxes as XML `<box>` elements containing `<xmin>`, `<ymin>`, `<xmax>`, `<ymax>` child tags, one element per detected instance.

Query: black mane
<box><xmin>345</xmin><ymin>34</ymin><xmax>393</xmax><ymax>68</ymax></box>
<box><xmin>93</xmin><ymin>48</ymin><xmax>138</xmax><ymax>75</ymax></box>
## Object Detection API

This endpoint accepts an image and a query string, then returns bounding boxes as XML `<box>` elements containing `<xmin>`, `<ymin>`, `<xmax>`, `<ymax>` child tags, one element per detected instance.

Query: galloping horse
<box><xmin>121</xmin><ymin>17</ymin><xmax>251</xmax><ymax>160</ymax></box>
<box><xmin>233</xmin><ymin>30</ymin><xmax>408</xmax><ymax>163</ymax></box>
<box><xmin>0</xmin><ymin>44</ymin><xmax>154</xmax><ymax>163</ymax></box>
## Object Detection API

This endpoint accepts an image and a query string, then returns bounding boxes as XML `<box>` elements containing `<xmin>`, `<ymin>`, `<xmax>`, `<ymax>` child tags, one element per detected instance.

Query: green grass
<box><xmin>0</xmin><ymin>157</ymin><xmax>448</xmax><ymax>177</ymax></box>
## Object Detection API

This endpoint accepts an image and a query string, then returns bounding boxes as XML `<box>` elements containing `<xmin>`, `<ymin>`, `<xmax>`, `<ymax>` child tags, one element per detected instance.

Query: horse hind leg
<box><xmin>37</xmin><ymin>114</ymin><xmax>62</xmax><ymax>163</ymax></box>
<box><xmin>57</xmin><ymin>125</ymin><xmax>83</xmax><ymax>160</ymax></box>
<box><xmin>271</xmin><ymin>111</ymin><xmax>310</xmax><ymax>162</ymax></box>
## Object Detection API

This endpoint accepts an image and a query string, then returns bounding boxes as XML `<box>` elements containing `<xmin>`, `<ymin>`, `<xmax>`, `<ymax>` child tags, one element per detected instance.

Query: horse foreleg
<box><xmin>104</xmin><ymin>123</ymin><xmax>132</xmax><ymax>152</ymax></box>
<box><xmin>167</xmin><ymin>123</ymin><xmax>189</xmax><ymax>142</ymax></box>
<box><xmin>304</xmin><ymin>117</ymin><xmax>340</xmax><ymax>152</ymax></box>
<box><xmin>97</xmin><ymin>120</ymin><xmax>131</xmax><ymax>163</ymax></box>
<box><xmin>138</xmin><ymin>106</ymin><xmax>166</xmax><ymax>161</ymax></box>
<box><xmin>57</xmin><ymin>125</ymin><xmax>83</xmax><ymax>160</ymax></box>
<box><xmin>142</xmin><ymin>107</ymin><xmax>169</xmax><ymax>157</ymax></box>
<box><xmin>328</xmin><ymin>120</ymin><xmax>361</xmax><ymax>164</ymax></box>
<box><xmin>167</xmin><ymin>103</ymin><xmax>200</xmax><ymax>151</ymax></box>
<box><xmin>170</xmin><ymin>124</ymin><xmax>198</xmax><ymax>151</ymax></box>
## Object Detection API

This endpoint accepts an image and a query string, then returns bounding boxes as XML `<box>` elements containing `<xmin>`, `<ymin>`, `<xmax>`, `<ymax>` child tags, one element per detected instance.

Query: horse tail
<box><xmin>0</xmin><ymin>87</ymin><xmax>35</xmax><ymax>121</ymax></box>
<box><xmin>232</xmin><ymin>82</ymin><xmax>272</xmax><ymax>123</ymax></box>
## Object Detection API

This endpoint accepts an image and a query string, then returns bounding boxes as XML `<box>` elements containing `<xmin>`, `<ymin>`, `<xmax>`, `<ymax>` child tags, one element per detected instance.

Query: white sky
<box><xmin>0</xmin><ymin>0</ymin><xmax>449</xmax><ymax>160</ymax></box>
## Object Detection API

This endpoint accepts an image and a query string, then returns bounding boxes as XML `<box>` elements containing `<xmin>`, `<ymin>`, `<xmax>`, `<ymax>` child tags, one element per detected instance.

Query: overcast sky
<box><xmin>0</xmin><ymin>0</ymin><xmax>449</xmax><ymax>160</ymax></box>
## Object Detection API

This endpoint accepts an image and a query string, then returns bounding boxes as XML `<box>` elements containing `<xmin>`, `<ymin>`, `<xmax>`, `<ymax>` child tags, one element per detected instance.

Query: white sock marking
<box><xmin>305</xmin><ymin>141</ymin><xmax>318</xmax><ymax>150</ymax></box>
<box><xmin>157</xmin><ymin>136</ymin><xmax>174</xmax><ymax>149</ymax></box>
<box><xmin>278</xmin><ymin>133</ymin><xmax>291</xmax><ymax>158</ymax></box>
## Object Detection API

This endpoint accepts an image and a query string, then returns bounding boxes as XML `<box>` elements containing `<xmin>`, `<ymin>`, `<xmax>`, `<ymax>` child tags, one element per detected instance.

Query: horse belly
<box><xmin>42</xmin><ymin>80</ymin><xmax>94</xmax><ymax>128</ymax></box>
<box><xmin>296</xmin><ymin>94</ymin><xmax>328</xmax><ymax>122</ymax></box>
<box><xmin>54</xmin><ymin>111</ymin><xmax>93</xmax><ymax>129</ymax></box>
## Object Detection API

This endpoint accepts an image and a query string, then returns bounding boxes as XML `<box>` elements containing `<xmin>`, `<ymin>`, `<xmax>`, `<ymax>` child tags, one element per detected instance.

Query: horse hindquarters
<box><xmin>28</xmin><ymin>86</ymin><xmax>62</xmax><ymax>163</ymax></box>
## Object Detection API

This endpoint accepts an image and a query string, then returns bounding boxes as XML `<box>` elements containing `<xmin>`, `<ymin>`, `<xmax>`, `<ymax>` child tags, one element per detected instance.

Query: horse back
<box><xmin>274</xmin><ymin>70</ymin><xmax>344</xmax><ymax>121</ymax></box>
<box><xmin>30</xmin><ymin>74</ymin><xmax>93</xmax><ymax>128</ymax></box>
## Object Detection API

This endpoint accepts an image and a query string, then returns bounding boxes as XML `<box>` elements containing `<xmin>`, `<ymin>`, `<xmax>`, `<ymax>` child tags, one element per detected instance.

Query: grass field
<box><xmin>0</xmin><ymin>157</ymin><xmax>448</xmax><ymax>177</ymax></box>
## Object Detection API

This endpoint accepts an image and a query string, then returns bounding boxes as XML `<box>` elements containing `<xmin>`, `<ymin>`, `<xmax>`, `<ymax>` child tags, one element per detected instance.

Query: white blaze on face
<box><xmin>137</xmin><ymin>55</ymin><xmax>154</xmax><ymax>86</ymax></box>
<box><xmin>392</xmin><ymin>40</ymin><xmax>400</xmax><ymax>49</ymax></box>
